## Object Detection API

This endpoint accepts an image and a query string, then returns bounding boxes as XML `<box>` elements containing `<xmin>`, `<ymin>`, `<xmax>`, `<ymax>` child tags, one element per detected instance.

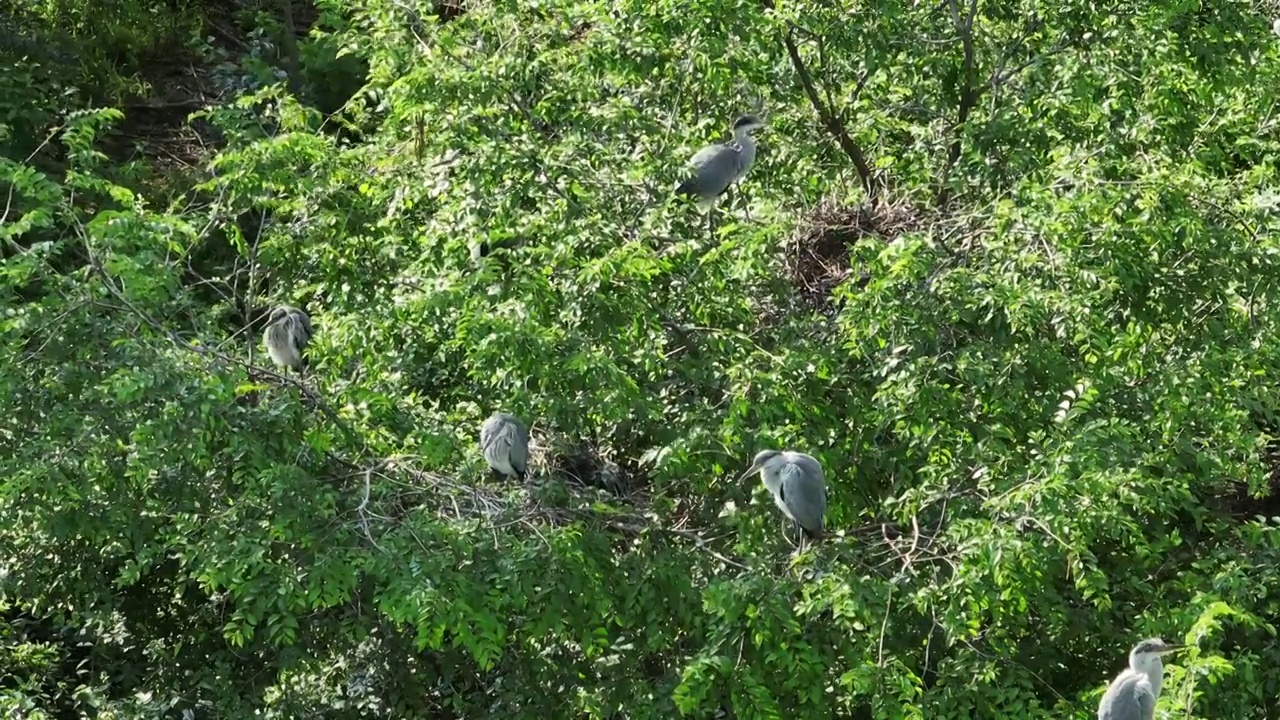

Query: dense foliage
<box><xmin>4</xmin><ymin>0</ymin><xmax>1280</xmax><ymax>717</ymax></box>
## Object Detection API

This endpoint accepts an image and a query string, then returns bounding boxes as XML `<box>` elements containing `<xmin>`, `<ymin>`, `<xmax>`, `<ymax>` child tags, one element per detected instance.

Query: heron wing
<box><xmin>1098</xmin><ymin>673</ymin><xmax>1155</xmax><ymax>720</ymax></box>
<box><xmin>481</xmin><ymin>415</ymin><xmax>528</xmax><ymax>473</ymax></box>
<box><xmin>285</xmin><ymin>315</ymin><xmax>311</xmax><ymax>352</ymax></box>
<box><xmin>290</xmin><ymin>310</ymin><xmax>313</xmax><ymax>345</ymax></box>
<box><xmin>264</xmin><ymin>323</ymin><xmax>289</xmax><ymax>354</ymax></box>
<box><xmin>480</xmin><ymin>417</ymin><xmax>502</xmax><ymax>454</ymax></box>
<box><xmin>509</xmin><ymin>420</ymin><xmax>529</xmax><ymax>473</ymax></box>
<box><xmin>685</xmin><ymin>143</ymin><xmax>741</xmax><ymax>197</ymax></box>
<box><xmin>787</xmin><ymin>452</ymin><xmax>826</xmax><ymax>487</ymax></box>
<box><xmin>688</xmin><ymin>142</ymin><xmax>729</xmax><ymax>168</ymax></box>
<box><xmin>780</xmin><ymin>463</ymin><xmax>826</xmax><ymax>536</ymax></box>
<box><xmin>484</xmin><ymin>429</ymin><xmax>512</xmax><ymax>465</ymax></box>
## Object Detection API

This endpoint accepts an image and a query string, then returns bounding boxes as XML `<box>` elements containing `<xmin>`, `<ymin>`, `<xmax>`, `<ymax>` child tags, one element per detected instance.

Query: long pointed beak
<box><xmin>1159</xmin><ymin>644</ymin><xmax>1186</xmax><ymax>655</ymax></box>
<box><xmin>737</xmin><ymin>462</ymin><xmax>762</xmax><ymax>483</ymax></box>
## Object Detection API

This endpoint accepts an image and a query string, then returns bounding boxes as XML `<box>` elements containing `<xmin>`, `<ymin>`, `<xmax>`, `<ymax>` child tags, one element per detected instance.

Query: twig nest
<box><xmin>783</xmin><ymin>193</ymin><xmax>923</xmax><ymax>311</ymax></box>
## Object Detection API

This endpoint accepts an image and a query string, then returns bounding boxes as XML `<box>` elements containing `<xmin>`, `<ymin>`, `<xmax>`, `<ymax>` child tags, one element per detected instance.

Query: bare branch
<box><xmin>607</xmin><ymin>520</ymin><xmax>751</xmax><ymax>571</ymax></box>
<box><xmin>935</xmin><ymin>0</ymin><xmax>980</xmax><ymax>209</ymax></box>
<box><xmin>759</xmin><ymin>0</ymin><xmax>876</xmax><ymax>198</ymax></box>
<box><xmin>245</xmin><ymin>209</ymin><xmax>266</xmax><ymax>368</ymax></box>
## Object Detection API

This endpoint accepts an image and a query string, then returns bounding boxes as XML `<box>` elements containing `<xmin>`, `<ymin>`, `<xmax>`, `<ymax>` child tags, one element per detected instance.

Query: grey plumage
<box><xmin>676</xmin><ymin>114</ymin><xmax>765</xmax><ymax>202</ymax></box>
<box><xmin>262</xmin><ymin>305</ymin><xmax>313</xmax><ymax>373</ymax></box>
<box><xmin>738</xmin><ymin>449</ymin><xmax>827</xmax><ymax>548</ymax></box>
<box><xmin>1098</xmin><ymin>638</ymin><xmax>1184</xmax><ymax>720</ymax></box>
<box><xmin>480</xmin><ymin>412</ymin><xmax>530</xmax><ymax>481</ymax></box>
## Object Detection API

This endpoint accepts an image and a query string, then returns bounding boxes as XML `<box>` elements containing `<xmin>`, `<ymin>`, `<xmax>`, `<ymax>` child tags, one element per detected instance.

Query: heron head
<box><xmin>731</xmin><ymin>114</ymin><xmax>765</xmax><ymax>134</ymax></box>
<box><xmin>738</xmin><ymin>449</ymin><xmax>781</xmax><ymax>481</ymax></box>
<box><xmin>1130</xmin><ymin>637</ymin><xmax>1183</xmax><ymax>665</ymax></box>
<box><xmin>266</xmin><ymin>306</ymin><xmax>290</xmax><ymax>324</ymax></box>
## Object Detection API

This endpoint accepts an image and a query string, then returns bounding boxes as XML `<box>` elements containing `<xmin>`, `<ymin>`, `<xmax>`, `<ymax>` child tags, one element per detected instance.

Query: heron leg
<box><xmin>736</xmin><ymin>187</ymin><xmax>752</xmax><ymax>222</ymax></box>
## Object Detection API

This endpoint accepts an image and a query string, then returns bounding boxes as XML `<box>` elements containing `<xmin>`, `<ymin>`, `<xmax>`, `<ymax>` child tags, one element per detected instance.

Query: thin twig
<box><xmin>1</xmin><ymin>125</ymin><xmax>64</xmax><ymax>234</ymax></box>
<box><xmin>609</xmin><ymin>521</ymin><xmax>750</xmax><ymax>571</ymax></box>
<box><xmin>356</xmin><ymin>465</ymin><xmax>384</xmax><ymax>551</ymax></box>
<box><xmin>877</xmin><ymin>583</ymin><xmax>894</xmax><ymax>666</ymax></box>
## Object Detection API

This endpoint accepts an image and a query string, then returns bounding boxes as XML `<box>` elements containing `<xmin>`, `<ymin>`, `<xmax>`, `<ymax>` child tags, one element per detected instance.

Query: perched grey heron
<box><xmin>1098</xmin><ymin>637</ymin><xmax>1184</xmax><ymax>720</ymax></box>
<box><xmin>262</xmin><ymin>305</ymin><xmax>313</xmax><ymax>375</ymax></box>
<box><xmin>676</xmin><ymin>114</ymin><xmax>766</xmax><ymax>205</ymax></box>
<box><xmin>738</xmin><ymin>449</ymin><xmax>827</xmax><ymax>550</ymax></box>
<box><xmin>480</xmin><ymin>412</ymin><xmax>530</xmax><ymax>481</ymax></box>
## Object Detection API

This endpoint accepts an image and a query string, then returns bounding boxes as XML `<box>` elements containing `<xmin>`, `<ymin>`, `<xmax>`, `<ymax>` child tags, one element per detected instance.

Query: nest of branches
<box><xmin>784</xmin><ymin>193</ymin><xmax>924</xmax><ymax>312</ymax></box>
<box><xmin>534</xmin><ymin>431</ymin><xmax>639</xmax><ymax>499</ymax></box>
<box><xmin>361</xmin><ymin>429</ymin><xmax>647</xmax><ymax>540</ymax></box>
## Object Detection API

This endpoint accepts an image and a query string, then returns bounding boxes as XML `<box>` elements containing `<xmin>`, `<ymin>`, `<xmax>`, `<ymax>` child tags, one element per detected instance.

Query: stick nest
<box><xmin>784</xmin><ymin>194</ymin><xmax>923</xmax><ymax>312</ymax></box>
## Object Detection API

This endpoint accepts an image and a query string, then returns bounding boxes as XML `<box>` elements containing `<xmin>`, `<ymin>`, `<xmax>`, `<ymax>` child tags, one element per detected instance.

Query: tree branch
<box><xmin>607</xmin><ymin>520</ymin><xmax>750</xmax><ymax>571</ymax></box>
<box><xmin>760</xmin><ymin>0</ymin><xmax>876</xmax><ymax>199</ymax></box>
<box><xmin>278</xmin><ymin>0</ymin><xmax>303</xmax><ymax>96</ymax></box>
<box><xmin>935</xmin><ymin>0</ymin><xmax>980</xmax><ymax>209</ymax></box>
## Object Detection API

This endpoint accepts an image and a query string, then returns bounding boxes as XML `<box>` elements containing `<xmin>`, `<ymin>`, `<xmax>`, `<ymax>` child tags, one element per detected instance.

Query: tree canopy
<box><xmin>3</xmin><ymin>0</ymin><xmax>1280</xmax><ymax>717</ymax></box>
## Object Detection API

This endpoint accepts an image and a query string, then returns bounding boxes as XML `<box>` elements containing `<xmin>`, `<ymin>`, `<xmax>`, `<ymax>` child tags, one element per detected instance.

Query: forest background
<box><xmin>3</xmin><ymin>0</ymin><xmax>1280</xmax><ymax>717</ymax></box>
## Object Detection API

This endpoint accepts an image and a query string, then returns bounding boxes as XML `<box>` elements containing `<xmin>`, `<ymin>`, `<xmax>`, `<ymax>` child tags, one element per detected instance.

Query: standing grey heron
<box><xmin>262</xmin><ymin>305</ymin><xmax>313</xmax><ymax>375</ymax></box>
<box><xmin>480</xmin><ymin>412</ymin><xmax>530</xmax><ymax>481</ymax></box>
<box><xmin>1098</xmin><ymin>637</ymin><xmax>1184</xmax><ymax>720</ymax></box>
<box><xmin>738</xmin><ymin>449</ymin><xmax>827</xmax><ymax>551</ymax></box>
<box><xmin>676</xmin><ymin>114</ymin><xmax>766</xmax><ymax>220</ymax></box>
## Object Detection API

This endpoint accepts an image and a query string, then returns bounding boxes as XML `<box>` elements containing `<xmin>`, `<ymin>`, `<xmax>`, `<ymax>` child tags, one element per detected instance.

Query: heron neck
<box><xmin>1133</xmin><ymin>656</ymin><xmax>1164</xmax><ymax>699</ymax></box>
<box><xmin>732</xmin><ymin>129</ymin><xmax>756</xmax><ymax>151</ymax></box>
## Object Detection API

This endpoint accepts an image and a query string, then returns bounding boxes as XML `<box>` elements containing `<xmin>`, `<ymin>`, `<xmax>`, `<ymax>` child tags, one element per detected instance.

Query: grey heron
<box><xmin>262</xmin><ymin>305</ymin><xmax>313</xmax><ymax>375</ymax></box>
<box><xmin>676</xmin><ymin>114</ymin><xmax>766</xmax><ymax>206</ymax></box>
<box><xmin>480</xmin><ymin>412</ymin><xmax>530</xmax><ymax>481</ymax></box>
<box><xmin>1097</xmin><ymin>637</ymin><xmax>1184</xmax><ymax>720</ymax></box>
<box><xmin>738</xmin><ymin>449</ymin><xmax>827</xmax><ymax>551</ymax></box>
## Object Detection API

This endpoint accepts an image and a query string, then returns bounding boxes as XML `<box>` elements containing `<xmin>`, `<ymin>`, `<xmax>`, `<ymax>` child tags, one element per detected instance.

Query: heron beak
<box><xmin>1158</xmin><ymin>643</ymin><xmax>1186</xmax><ymax>655</ymax></box>
<box><xmin>736</xmin><ymin>461</ymin><xmax>763</xmax><ymax>483</ymax></box>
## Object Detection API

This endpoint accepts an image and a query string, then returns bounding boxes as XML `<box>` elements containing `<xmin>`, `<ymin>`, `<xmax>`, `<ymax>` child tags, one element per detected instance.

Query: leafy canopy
<box><xmin>3</xmin><ymin>0</ymin><xmax>1280</xmax><ymax>718</ymax></box>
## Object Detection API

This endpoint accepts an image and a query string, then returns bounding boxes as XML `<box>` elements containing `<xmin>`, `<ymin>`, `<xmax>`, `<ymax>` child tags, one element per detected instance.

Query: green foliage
<box><xmin>4</xmin><ymin>0</ymin><xmax>1280</xmax><ymax>717</ymax></box>
<box><xmin>6</xmin><ymin>0</ymin><xmax>203</xmax><ymax>102</ymax></box>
